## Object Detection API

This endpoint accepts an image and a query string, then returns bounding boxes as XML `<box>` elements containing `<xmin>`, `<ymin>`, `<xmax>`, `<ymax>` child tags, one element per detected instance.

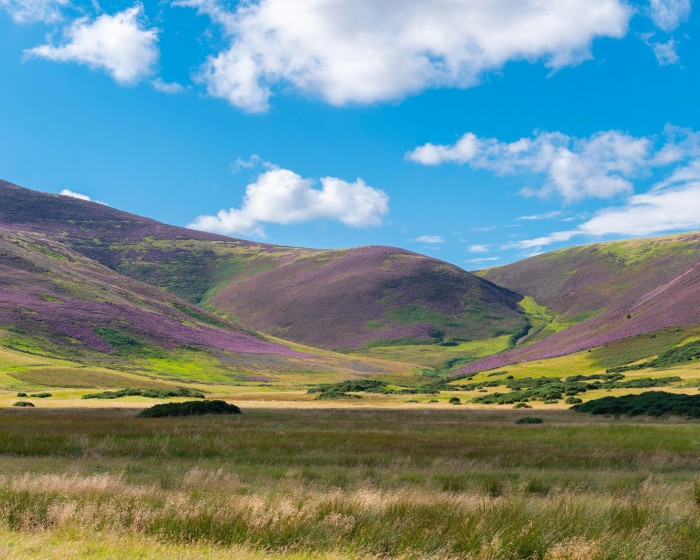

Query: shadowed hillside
<box><xmin>0</xmin><ymin>180</ymin><xmax>527</xmax><ymax>350</ymax></box>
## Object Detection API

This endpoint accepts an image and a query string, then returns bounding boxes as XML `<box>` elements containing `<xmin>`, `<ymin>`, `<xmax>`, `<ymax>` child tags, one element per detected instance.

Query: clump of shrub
<box><xmin>516</xmin><ymin>416</ymin><xmax>544</xmax><ymax>425</ymax></box>
<box><xmin>13</xmin><ymin>401</ymin><xmax>34</xmax><ymax>407</ymax></box>
<box><xmin>572</xmin><ymin>391</ymin><xmax>700</xmax><ymax>418</ymax></box>
<box><xmin>565</xmin><ymin>396</ymin><xmax>583</xmax><ymax>405</ymax></box>
<box><xmin>16</xmin><ymin>392</ymin><xmax>27</xmax><ymax>397</ymax></box>
<box><xmin>513</xmin><ymin>402</ymin><xmax>532</xmax><ymax>409</ymax></box>
<box><xmin>448</xmin><ymin>397</ymin><xmax>461</xmax><ymax>405</ymax></box>
<box><xmin>472</xmin><ymin>373</ymin><xmax>681</xmax><ymax>405</ymax></box>
<box><xmin>137</xmin><ymin>400</ymin><xmax>241</xmax><ymax>418</ymax></box>
<box><xmin>29</xmin><ymin>393</ymin><xmax>52</xmax><ymax>398</ymax></box>
<box><xmin>83</xmin><ymin>387</ymin><xmax>204</xmax><ymax>400</ymax></box>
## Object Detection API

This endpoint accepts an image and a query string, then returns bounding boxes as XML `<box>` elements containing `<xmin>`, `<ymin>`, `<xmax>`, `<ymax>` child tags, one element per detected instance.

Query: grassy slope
<box><xmin>0</xmin><ymin>180</ymin><xmax>527</xmax><ymax>350</ymax></box>
<box><xmin>0</xmin><ymin>408</ymin><xmax>698</xmax><ymax>559</ymax></box>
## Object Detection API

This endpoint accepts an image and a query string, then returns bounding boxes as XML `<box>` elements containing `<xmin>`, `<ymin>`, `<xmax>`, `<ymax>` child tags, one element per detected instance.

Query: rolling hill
<box><xmin>461</xmin><ymin>235</ymin><xmax>700</xmax><ymax>373</ymax></box>
<box><xmin>0</xmin><ymin>179</ymin><xmax>527</xmax><ymax>350</ymax></box>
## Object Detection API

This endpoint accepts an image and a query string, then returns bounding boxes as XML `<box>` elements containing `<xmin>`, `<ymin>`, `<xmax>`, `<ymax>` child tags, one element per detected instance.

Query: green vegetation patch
<box><xmin>516</xmin><ymin>417</ymin><xmax>543</xmax><ymax>424</ymax></box>
<box><xmin>12</xmin><ymin>401</ymin><xmax>34</xmax><ymax>407</ymax></box>
<box><xmin>607</xmin><ymin>340</ymin><xmax>700</xmax><ymax>373</ymax></box>
<box><xmin>83</xmin><ymin>387</ymin><xmax>205</xmax><ymax>400</ymax></box>
<box><xmin>387</xmin><ymin>304</ymin><xmax>454</xmax><ymax>326</ymax></box>
<box><xmin>573</xmin><ymin>391</ymin><xmax>700</xmax><ymax>418</ymax></box>
<box><xmin>137</xmin><ymin>400</ymin><xmax>241</xmax><ymax>418</ymax></box>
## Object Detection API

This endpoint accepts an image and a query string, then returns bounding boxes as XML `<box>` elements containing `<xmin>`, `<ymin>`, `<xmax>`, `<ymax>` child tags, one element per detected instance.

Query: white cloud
<box><xmin>176</xmin><ymin>0</ymin><xmax>630</xmax><ymax>112</ymax></box>
<box><xmin>408</xmin><ymin>128</ymin><xmax>700</xmax><ymax>202</ymax></box>
<box><xmin>649</xmin><ymin>0</ymin><xmax>691</xmax><ymax>32</ymax></box>
<box><xmin>466</xmin><ymin>256</ymin><xmax>500</xmax><ymax>264</ymax></box>
<box><xmin>25</xmin><ymin>5</ymin><xmax>159</xmax><ymax>85</ymax></box>
<box><xmin>60</xmin><ymin>189</ymin><xmax>91</xmax><ymax>201</ymax></box>
<box><xmin>188</xmin><ymin>167</ymin><xmax>389</xmax><ymax>236</ymax></box>
<box><xmin>151</xmin><ymin>77</ymin><xmax>185</xmax><ymax>93</ymax></box>
<box><xmin>0</xmin><ymin>0</ymin><xmax>68</xmax><ymax>23</ymax></box>
<box><xmin>507</xmin><ymin>160</ymin><xmax>700</xmax><ymax>252</ymax></box>
<box><xmin>413</xmin><ymin>235</ymin><xmax>444</xmax><ymax>244</ymax></box>
<box><xmin>517</xmin><ymin>210</ymin><xmax>564</xmax><ymax>221</ymax></box>
<box><xmin>59</xmin><ymin>188</ymin><xmax>108</xmax><ymax>205</ymax></box>
<box><xmin>467</xmin><ymin>244</ymin><xmax>490</xmax><ymax>253</ymax></box>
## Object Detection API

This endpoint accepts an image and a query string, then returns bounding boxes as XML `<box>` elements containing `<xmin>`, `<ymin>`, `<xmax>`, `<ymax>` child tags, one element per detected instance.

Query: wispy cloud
<box><xmin>649</xmin><ymin>0</ymin><xmax>691</xmax><ymax>32</ymax></box>
<box><xmin>413</xmin><ymin>235</ymin><xmax>445</xmax><ymax>244</ymax></box>
<box><xmin>505</xmin><ymin>160</ymin><xmax>700</xmax><ymax>252</ymax></box>
<box><xmin>0</xmin><ymin>0</ymin><xmax>68</xmax><ymax>24</ymax></box>
<box><xmin>466</xmin><ymin>256</ymin><xmax>500</xmax><ymax>264</ymax></box>
<box><xmin>516</xmin><ymin>210</ymin><xmax>564</xmax><ymax>221</ymax></box>
<box><xmin>467</xmin><ymin>244</ymin><xmax>490</xmax><ymax>253</ymax></box>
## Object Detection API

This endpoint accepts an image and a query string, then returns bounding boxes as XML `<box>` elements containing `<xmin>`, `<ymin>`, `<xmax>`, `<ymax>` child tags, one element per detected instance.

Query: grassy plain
<box><xmin>0</xmin><ymin>407</ymin><xmax>699</xmax><ymax>559</ymax></box>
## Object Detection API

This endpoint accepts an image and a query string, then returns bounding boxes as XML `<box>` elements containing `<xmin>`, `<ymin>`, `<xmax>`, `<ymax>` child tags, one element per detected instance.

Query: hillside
<box><xmin>461</xmin><ymin>235</ymin><xmax>700</xmax><ymax>373</ymax></box>
<box><xmin>0</xmin><ymin>180</ymin><xmax>527</xmax><ymax>350</ymax></box>
<box><xmin>479</xmin><ymin>233</ymin><xmax>700</xmax><ymax>323</ymax></box>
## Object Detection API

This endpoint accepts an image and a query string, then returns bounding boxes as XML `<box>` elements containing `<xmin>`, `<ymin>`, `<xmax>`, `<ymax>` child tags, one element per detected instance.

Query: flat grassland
<box><xmin>0</xmin><ymin>407</ymin><xmax>699</xmax><ymax>559</ymax></box>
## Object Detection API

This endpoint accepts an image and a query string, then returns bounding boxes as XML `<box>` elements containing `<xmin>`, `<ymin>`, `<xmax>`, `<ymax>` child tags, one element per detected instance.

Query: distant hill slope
<box><xmin>0</xmin><ymin>180</ymin><xmax>527</xmax><ymax>349</ymax></box>
<box><xmin>0</xmin><ymin>226</ymin><xmax>297</xmax><ymax>358</ymax></box>
<box><xmin>478</xmin><ymin>233</ymin><xmax>700</xmax><ymax>323</ymax></box>
<box><xmin>461</xmin><ymin>236</ymin><xmax>700</xmax><ymax>373</ymax></box>
<box><xmin>209</xmin><ymin>245</ymin><xmax>524</xmax><ymax>348</ymax></box>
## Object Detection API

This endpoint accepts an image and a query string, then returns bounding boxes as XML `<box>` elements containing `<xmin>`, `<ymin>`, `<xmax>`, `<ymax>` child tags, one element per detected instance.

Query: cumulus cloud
<box><xmin>25</xmin><ymin>5</ymin><xmax>159</xmax><ymax>85</ymax></box>
<box><xmin>408</xmin><ymin>128</ymin><xmax>700</xmax><ymax>201</ymax></box>
<box><xmin>507</xmin><ymin>161</ymin><xmax>700</xmax><ymax>252</ymax></box>
<box><xmin>413</xmin><ymin>235</ymin><xmax>444</xmax><ymax>244</ymax></box>
<box><xmin>0</xmin><ymin>0</ymin><xmax>68</xmax><ymax>23</ymax></box>
<box><xmin>188</xmin><ymin>168</ymin><xmax>389</xmax><ymax>236</ymax></box>
<box><xmin>649</xmin><ymin>0</ymin><xmax>691</xmax><ymax>32</ymax></box>
<box><xmin>175</xmin><ymin>0</ymin><xmax>630</xmax><ymax>112</ymax></box>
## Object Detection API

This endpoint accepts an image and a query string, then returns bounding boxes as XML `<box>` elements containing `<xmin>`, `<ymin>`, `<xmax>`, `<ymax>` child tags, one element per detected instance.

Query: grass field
<box><xmin>0</xmin><ymin>407</ymin><xmax>699</xmax><ymax>559</ymax></box>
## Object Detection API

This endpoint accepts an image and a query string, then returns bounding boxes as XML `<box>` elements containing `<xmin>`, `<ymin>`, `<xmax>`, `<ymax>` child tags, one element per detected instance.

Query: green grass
<box><xmin>0</xmin><ymin>408</ymin><xmax>698</xmax><ymax>559</ymax></box>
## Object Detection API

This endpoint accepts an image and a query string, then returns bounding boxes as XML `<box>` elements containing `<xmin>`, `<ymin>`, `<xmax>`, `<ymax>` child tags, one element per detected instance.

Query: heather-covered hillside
<box><xmin>0</xmin><ymin>180</ymin><xmax>528</xmax><ymax>349</ymax></box>
<box><xmin>209</xmin><ymin>245</ymin><xmax>525</xmax><ymax>348</ymax></box>
<box><xmin>460</xmin><ymin>258</ymin><xmax>700</xmax><ymax>374</ymax></box>
<box><xmin>0</xmin><ymin>227</ymin><xmax>297</xmax><ymax>358</ymax></box>
<box><xmin>479</xmin><ymin>233</ymin><xmax>700</xmax><ymax>323</ymax></box>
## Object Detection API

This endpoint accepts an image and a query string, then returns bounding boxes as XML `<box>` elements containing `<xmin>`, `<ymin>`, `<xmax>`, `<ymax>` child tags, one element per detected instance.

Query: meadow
<box><xmin>1</xmin><ymin>406</ymin><xmax>699</xmax><ymax>559</ymax></box>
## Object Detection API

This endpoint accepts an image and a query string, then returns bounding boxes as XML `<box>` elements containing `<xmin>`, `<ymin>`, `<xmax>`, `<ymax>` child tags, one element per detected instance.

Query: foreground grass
<box><xmin>0</xmin><ymin>408</ymin><xmax>699</xmax><ymax>559</ymax></box>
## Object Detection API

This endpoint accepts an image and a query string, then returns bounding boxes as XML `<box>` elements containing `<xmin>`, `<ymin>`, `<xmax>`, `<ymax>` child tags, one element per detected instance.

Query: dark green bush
<box><xmin>16</xmin><ymin>392</ymin><xmax>27</xmax><ymax>397</ymax></box>
<box><xmin>448</xmin><ymin>397</ymin><xmax>461</xmax><ymax>405</ymax></box>
<box><xmin>513</xmin><ymin>402</ymin><xmax>532</xmax><ymax>409</ymax></box>
<box><xmin>565</xmin><ymin>396</ymin><xmax>583</xmax><ymax>404</ymax></box>
<box><xmin>572</xmin><ymin>392</ymin><xmax>700</xmax><ymax>418</ymax></box>
<box><xmin>29</xmin><ymin>393</ymin><xmax>52</xmax><ymax>398</ymax></box>
<box><xmin>13</xmin><ymin>401</ymin><xmax>34</xmax><ymax>407</ymax></box>
<box><xmin>516</xmin><ymin>417</ymin><xmax>543</xmax><ymax>425</ymax></box>
<box><xmin>83</xmin><ymin>387</ymin><xmax>205</xmax><ymax>400</ymax></box>
<box><xmin>137</xmin><ymin>400</ymin><xmax>241</xmax><ymax>418</ymax></box>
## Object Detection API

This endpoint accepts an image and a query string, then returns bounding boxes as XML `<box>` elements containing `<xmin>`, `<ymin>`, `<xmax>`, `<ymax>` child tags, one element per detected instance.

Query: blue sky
<box><xmin>1</xmin><ymin>0</ymin><xmax>698</xmax><ymax>268</ymax></box>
